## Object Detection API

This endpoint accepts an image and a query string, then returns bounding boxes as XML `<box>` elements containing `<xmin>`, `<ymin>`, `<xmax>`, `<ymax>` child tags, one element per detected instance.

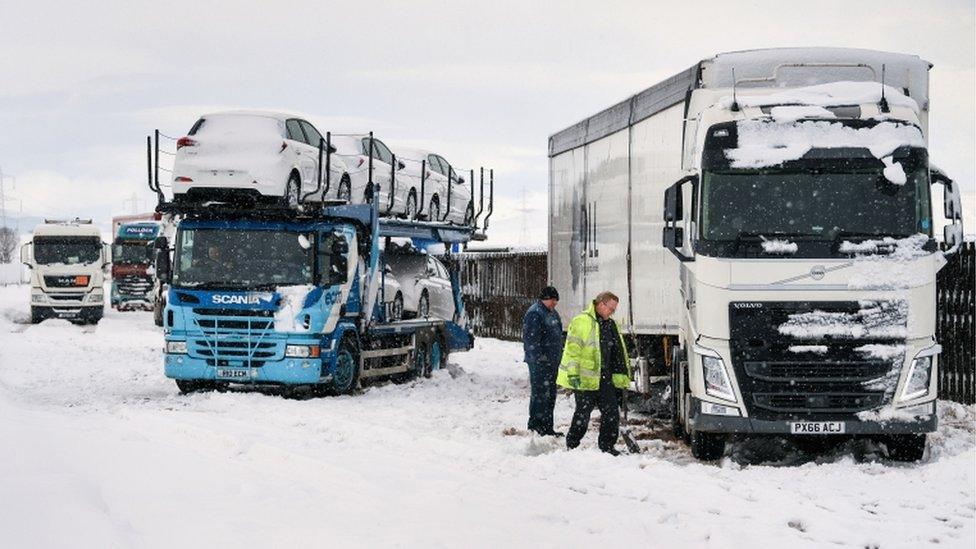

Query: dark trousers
<box><xmin>566</xmin><ymin>381</ymin><xmax>620</xmax><ymax>451</ymax></box>
<box><xmin>527</xmin><ymin>361</ymin><xmax>557</xmax><ymax>434</ymax></box>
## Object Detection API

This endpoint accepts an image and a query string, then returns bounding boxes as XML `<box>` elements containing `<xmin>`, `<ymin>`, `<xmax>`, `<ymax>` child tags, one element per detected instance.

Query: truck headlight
<box><xmin>32</xmin><ymin>294</ymin><xmax>44</xmax><ymax>303</ymax></box>
<box><xmin>166</xmin><ymin>341</ymin><xmax>188</xmax><ymax>354</ymax></box>
<box><xmin>697</xmin><ymin>347</ymin><xmax>736</xmax><ymax>403</ymax></box>
<box><xmin>901</xmin><ymin>354</ymin><xmax>935</xmax><ymax>401</ymax></box>
<box><xmin>86</xmin><ymin>290</ymin><xmax>104</xmax><ymax>303</ymax></box>
<box><xmin>285</xmin><ymin>345</ymin><xmax>321</xmax><ymax>358</ymax></box>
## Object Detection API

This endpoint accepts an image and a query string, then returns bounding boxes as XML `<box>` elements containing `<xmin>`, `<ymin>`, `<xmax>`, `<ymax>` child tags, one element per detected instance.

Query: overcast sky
<box><xmin>1</xmin><ymin>0</ymin><xmax>973</xmax><ymax>245</ymax></box>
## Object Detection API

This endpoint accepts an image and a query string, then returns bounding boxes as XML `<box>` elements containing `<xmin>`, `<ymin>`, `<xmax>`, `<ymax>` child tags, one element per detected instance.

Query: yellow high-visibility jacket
<box><xmin>556</xmin><ymin>302</ymin><xmax>630</xmax><ymax>391</ymax></box>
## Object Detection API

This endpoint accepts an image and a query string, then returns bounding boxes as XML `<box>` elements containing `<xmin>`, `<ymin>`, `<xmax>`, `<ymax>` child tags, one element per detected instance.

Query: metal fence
<box><xmin>455</xmin><ymin>243</ymin><xmax>976</xmax><ymax>404</ymax></box>
<box><xmin>937</xmin><ymin>241</ymin><xmax>975</xmax><ymax>404</ymax></box>
<box><xmin>454</xmin><ymin>251</ymin><xmax>547</xmax><ymax>340</ymax></box>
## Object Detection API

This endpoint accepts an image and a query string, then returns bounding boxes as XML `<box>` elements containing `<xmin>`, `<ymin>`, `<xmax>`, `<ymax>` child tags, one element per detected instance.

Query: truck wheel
<box><xmin>418</xmin><ymin>291</ymin><xmax>430</xmax><ymax>318</ymax></box>
<box><xmin>30</xmin><ymin>306</ymin><xmax>43</xmax><ymax>324</ymax></box>
<box><xmin>690</xmin><ymin>430</ymin><xmax>726</xmax><ymax>460</ymax></box>
<box><xmin>330</xmin><ymin>336</ymin><xmax>360</xmax><ymax>395</ymax></box>
<box><xmin>886</xmin><ymin>434</ymin><xmax>926</xmax><ymax>462</ymax></box>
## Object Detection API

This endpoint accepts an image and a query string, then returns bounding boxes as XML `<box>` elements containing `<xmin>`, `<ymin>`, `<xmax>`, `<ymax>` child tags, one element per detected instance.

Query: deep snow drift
<box><xmin>0</xmin><ymin>283</ymin><xmax>973</xmax><ymax>548</ymax></box>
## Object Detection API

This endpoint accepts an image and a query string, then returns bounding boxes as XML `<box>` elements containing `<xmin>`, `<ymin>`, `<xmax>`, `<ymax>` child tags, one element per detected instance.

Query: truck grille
<box><xmin>730</xmin><ymin>301</ymin><xmax>905</xmax><ymax>421</ymax></box>
<box><xmin>186</xmin><ymin>310</ymin><xmax>284</xmax><ymax>366</ymax></box>
<box><xmin>117</xmin><ymin>275</ymin><xmax>153</xmax><ymax>296</ymax></box>
<box><xmin>44</xmin><ymin>275</ymin><xmax>88</xmax><ymax>288</ymax></box>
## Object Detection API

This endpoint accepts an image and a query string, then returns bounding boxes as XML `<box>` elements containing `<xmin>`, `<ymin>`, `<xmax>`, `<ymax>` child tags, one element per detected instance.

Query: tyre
<box><xmin>413</xmin><ymin>339</ymin><xmax>431</xmax><ymax>379</ymax></box>
<box><xmin>283</xmin><ymin>173</ymin><xmax>301</xmax><ymax>208</ymax></box>
<box><xmin>418</xmin><ymin>291</ymin><xmax>430</xmax><ymax>318</ymax></box>
<box><xmin>886</xmin><ymin>434</ymin><xmax>926</xmax><ymax>462</ymax></box>
<box><xmin>330</xmin><ymin>336</ymin><xmax>360</xmax><ymax>395</ymax></box>
<box><xmin>176</xmin><ymin>379</ymin><xmax>217</xmax><ymax>394</ymax></box>
<box><xmin>405</xmin><ymin>190</ymin><xmax>418</xmax><ymax>219</ymax></box>
<box><xmin>30</xmin><ymin>306</ymin><xmax>44</xmax><ymax>324</ymax></box>
<box><xmin>390</xmin><ymin>291</ymin><xmax>404</xmax><ymax>321</ymax></box>
<box><xmin>337</xmin><ymin>177</ymin><xmax>352</xmax><ymax>202</ymax></box>
<box><xmin>463</xmin><ymin>201</ymin><xmax>474</xmax><ymax>225</ymax></box>
<box><xmin>428</xmin><ymin>196</ymin><xmax>440</xmax><ymax>221</ymax></box>
<box><xmin>690</xmin><ymin>430</ymin><xmax>726</xmax><ymax>460</ymax></box>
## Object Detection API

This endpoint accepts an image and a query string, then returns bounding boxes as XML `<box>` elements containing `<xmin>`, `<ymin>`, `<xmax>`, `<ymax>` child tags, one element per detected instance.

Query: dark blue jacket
<box><xmin>522</xmin><ymin>300</ymin><xmax>564</xmax><ymax>366</ymax></box>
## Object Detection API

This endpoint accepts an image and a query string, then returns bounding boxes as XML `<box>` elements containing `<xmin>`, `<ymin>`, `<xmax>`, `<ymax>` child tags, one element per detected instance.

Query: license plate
<box><xmin>216</xmin><ymin>368</ymin><xmax>251</xmax><ymax>380</ymax></box>
<box><xmin>790</xmin><ymin>421</ymin><xmax>845</xmax><ymax>435</ymax></box>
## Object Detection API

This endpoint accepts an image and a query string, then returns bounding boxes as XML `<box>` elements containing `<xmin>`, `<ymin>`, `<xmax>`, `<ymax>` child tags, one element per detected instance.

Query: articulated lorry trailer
<box><xmin>548</xmin><ymin>48</ymin><xmax>965</xmax><ymax>460</ymax></box>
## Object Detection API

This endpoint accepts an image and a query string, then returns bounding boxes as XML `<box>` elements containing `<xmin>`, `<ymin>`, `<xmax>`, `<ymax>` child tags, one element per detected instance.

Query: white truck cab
<box><xmin>21</xmin><ymin>219</ymin><xmax>109</xmax><ymax>324</ymax></box>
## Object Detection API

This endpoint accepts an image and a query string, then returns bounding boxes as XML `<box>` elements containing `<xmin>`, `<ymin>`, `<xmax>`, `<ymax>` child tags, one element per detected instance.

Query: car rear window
<box><xmin>193</xmin><ymin>115</ymin><xmax>284</xmax><ymax>138</ymax></box>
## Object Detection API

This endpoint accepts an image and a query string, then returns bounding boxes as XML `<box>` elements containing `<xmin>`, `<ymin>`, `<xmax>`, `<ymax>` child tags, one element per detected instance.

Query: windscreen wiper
<box><xmin>176</xmin><ymin>281</ymin><xmax>250</xmax><ymax>290</ymax></box>
<box><xmin>733</xmin><ymin>231</ymin><xmax>815</xmax><ymax>252</ymax></box>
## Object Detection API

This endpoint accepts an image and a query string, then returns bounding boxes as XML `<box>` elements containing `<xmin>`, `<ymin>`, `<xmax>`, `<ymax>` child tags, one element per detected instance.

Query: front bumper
<box><xmin>689</xmin><ymin>397</ymin><xmax>937</xmax><ymax>435</ymax></box>
<box><xmin>164</xmin><ymin>352</ymin><xmax>328</xmax><ymax>385</ymax></box>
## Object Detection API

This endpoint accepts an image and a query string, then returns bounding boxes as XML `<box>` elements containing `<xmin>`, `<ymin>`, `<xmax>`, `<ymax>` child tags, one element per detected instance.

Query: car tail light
<box><xmin>176</xmin><ymin>137</ymin><xmax>197</xmax><ymax>149</ymax></box>
<box><xmin>174</xmin><ymin>176</ymin><xmax>193</xmax><ymax>182</ymax></box>
<box><xmin>280</xmin><ymin>141</ymin><xmax>288</xmax><ymax>153</ymax></box>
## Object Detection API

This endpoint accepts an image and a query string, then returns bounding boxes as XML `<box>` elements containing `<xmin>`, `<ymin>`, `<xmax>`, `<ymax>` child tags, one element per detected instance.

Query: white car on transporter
<box><xmin>328</xmin><ymin>135</ymin><xmax>408</xmax><ymax>216</ymax></box>
<box><xmin>397</xmin><ymin>148</ymin><xmax>474</xmax><ymax>224</ymax></box>
<box><xmin>171</xmin><ymin>111</ymin><xmax>347</xmax><ymax>207</ymax></box>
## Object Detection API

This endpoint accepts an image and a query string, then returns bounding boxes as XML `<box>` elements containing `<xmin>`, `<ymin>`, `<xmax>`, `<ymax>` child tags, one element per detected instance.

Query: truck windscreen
<box><xmin>700</xmin><ymin>166</ymin><xmax>931</xmax><ymax>243</ymax></box>
<box><xmin>112</xmin><ymin>242</ymin><xmax>153</xmax><ymax>264</ymax></box>
<box><xmin>172</xmin><ymin>229</ymin><xmax>314</xmax><ymax>289</ymax></box>
<box><xmin>33</xmin><ymin>237</ymin><xmax>101</xmax><ymax>265</ymax></box>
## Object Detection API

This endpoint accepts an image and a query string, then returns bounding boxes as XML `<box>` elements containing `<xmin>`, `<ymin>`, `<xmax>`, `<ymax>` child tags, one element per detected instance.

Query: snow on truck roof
<box><xmin>34</xmin><ymin>220</ymin><xmax>102</xmax><ymax>238</ymax></box>
<box><xmin>549</xmin><ymin>47</ymin><xmax>931</xmax><ymax>157</ymax></box>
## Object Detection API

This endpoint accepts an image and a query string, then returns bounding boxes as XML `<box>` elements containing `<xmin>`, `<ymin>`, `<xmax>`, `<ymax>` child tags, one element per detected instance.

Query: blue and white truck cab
<box><xmin>155</xmin><ymin>203</ymin><xmax>483</xmax><ymax>394</ymax></box>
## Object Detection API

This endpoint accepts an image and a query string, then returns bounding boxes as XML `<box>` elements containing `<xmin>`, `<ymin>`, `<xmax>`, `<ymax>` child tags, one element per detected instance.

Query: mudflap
<box><xmin>444</xmin><ymin>321</ymin><xmax>473</xmax><ymax>352</ymax></box>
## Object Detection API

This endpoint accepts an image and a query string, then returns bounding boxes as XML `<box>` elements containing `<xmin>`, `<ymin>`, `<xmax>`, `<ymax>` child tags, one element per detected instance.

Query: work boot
<box><xmin>601</xmin><ymin>447</ymin><xmax>621</xmax><ymax>457</ymax></box>
<box><xmin>541</xmin><ymin>430</ymin><xmax>565</xmax><ymax>437</ymax></box>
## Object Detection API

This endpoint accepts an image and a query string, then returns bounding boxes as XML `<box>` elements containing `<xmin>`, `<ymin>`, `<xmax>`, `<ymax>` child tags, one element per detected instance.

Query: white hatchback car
<box><xmin>171</xmin><ymin>111</ymin><xmax>347</xmax><ymax>207</ymax></box>
<box><xmin>396</xmin><ymin>148</ymin><xmax>474</xmax><ymax>224</ymax></box>
<box><xmin>328</xmin><ymin>135</ymin><xmax>408</xmax><ymax>216</ymax></box>
<box><xmin>386</xmin><ymin>252</ymin><xmax>456</xmax><ymax>320</ymax></box>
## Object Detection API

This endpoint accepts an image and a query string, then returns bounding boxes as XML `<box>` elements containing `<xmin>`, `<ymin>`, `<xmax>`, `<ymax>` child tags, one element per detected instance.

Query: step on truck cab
<box><xmin>111</xmin><ymin>221</ymin><xmax>162</xmax><ymax>310</ymax></box>
<box><xmin>148</xmin><ymin>131</ymin><xmax>494</xmax><ymax>395</ymax></box>
<box><xmin>548</xmin><ymin>48</ymin><xmax>965</xmax><ymax>461</ymax></box>
<box><xmin>21</xmin><ymin>218</ymin><xmax>110</xmax><ymax>324</ymax></box>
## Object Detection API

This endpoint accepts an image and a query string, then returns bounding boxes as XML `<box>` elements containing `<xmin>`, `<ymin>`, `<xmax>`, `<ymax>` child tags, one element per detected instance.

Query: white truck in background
<box><xmin>548</xmin><ymin>48</ymin><xmax>965</xmax><ymax>461</ymax></box>
<box><xmin>21</xmin><ymin>219</ymin><xmax>110</xmax><ymax>324</ymax></box>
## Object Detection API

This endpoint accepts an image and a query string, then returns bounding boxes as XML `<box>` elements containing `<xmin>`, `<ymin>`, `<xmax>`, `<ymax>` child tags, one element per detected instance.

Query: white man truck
<box><xmin>548</xmin><ymin>48</ymin><xmax>965</xmax><ymax>461</ymax></box>
<box><xmin>21</xmin><ymin>219</ymin><xmax>110</xmax><ymax>324</ymax></box>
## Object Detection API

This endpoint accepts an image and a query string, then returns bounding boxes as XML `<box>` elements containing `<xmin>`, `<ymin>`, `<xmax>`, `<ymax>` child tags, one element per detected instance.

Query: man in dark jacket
<box><xmin>522</xmin><ymin>286</ymin><xmax>564</xmax><ymax>436</ymax></box>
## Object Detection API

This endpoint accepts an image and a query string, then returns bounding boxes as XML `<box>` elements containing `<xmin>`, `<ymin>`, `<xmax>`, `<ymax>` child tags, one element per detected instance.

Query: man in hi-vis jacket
<box><xmin>557</xmin><ymin>291</ymin><xmax>631</xmax><ymax>456</ymax></box>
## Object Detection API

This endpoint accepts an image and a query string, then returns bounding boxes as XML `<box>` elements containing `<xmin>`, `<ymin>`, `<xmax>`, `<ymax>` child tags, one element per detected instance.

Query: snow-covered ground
<box><xmin>0</xmin><ymin>283</ymin><xmax>973</xmax><ymax>548</ymax></box>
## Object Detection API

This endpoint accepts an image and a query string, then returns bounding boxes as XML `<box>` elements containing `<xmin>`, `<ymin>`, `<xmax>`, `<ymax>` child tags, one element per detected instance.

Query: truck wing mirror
<box><xmin>662</xmin><ymin>175</ymin><xmax>697</xmax><ymax>262</ymax></box>
<box><xmin>102</xmin><ymin>243</ymin><xmax>111</xmax><ymax>268</ymax></box>
<box><xmin>154</xmin><ymin>236</ymin><xmax>169</xmax><ymax>250</ymax></box>
<box><xmin>154</xmin><ymin>247</ymin><xmax>171</xmax><ymax>283</ymax></box>
<box><xmin>20</xmin><ymin>242</ymin><xmax>32</xmax><ymax>267</ymax></box>
<box><xmin>931</xmin><ymin>169</ymin><xmax>964</xmax><ymax>255</ymax></box>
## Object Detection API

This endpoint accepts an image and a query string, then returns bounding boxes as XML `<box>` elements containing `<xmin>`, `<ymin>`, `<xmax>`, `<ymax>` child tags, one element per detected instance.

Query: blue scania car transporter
<box><xmin>147</xmin><ymin>132</ymin><xmax>492</xmax><ymax>394</ymax></box>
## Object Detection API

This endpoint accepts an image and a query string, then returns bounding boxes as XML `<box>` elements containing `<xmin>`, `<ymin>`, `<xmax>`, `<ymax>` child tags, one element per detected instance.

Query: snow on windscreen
<box><xmin>844</xmin><ymin>234</ymin><xmax>933</xmax><ymax>290</ymax></box>
<box><xmin>760</xmin><ymin>239</ymin><xmax>798</xmax><ymax>254</ymax></box>
<box><xmin>769</xmin><ymin>106</ymin><xmax>836</xmax><ymax>123</ymax></box>
<box><xmin>727</xmin><ymin>120</ymin><xmax>925</xmax><ymax>169</ymax></box>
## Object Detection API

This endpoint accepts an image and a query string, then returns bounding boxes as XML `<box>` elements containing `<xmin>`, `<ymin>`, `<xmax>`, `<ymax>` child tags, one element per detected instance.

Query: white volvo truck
<box><xmin>548</xmin><ymin>48</ymin><xmax>965</xmax><ymax>460</ymax></box>
<box><xmin>21</xmin><ymin>219</ymin><xmax>110</xmax><ymax>324</ymax></box>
